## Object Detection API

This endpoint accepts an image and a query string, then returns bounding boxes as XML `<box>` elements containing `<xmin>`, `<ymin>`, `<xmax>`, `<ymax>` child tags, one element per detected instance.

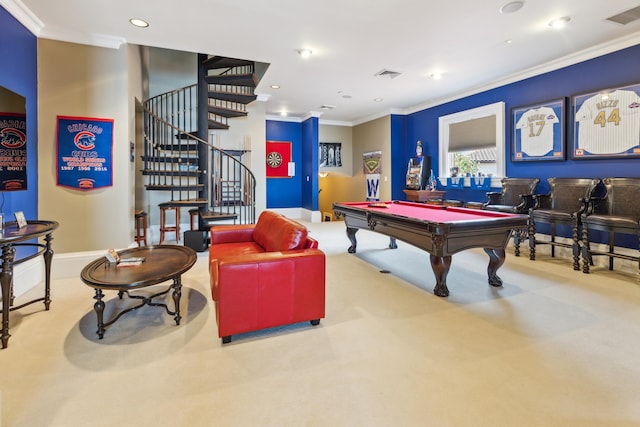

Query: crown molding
<box><xmin>317</xmin><ymin>119</ymin><xmax>353</xmax><ymax>127</ymax></box>
<box><xmin>301</xmin><ymin>111</ymin><xmax>323</xmax><ymax>121</ymax></box>
<box><xmin>39</xmin><ymin>29</ymin><xmax>125</xmax><ymax>49</ymax></box>
<box><xmin>266</xmin><ymin>114</ymin><xmax>353</xmax><ymax>127</ymax></box>
<box><xmin>351</xmin><ymin>108</ymin><xmax>403</xmax><ymax>126</ymax></box>
<box><xmin>0</xmin><ymin>0</ymin><xmax>44</xmax><ymax>35</ymax></box>
<box><xmin>1</xmin><ymin>0</ymin><xmax>124</xmax><ymax>48</ymax></box>
<box><xmin>405</xmin><ymin>33</ymin><xmax>640</xmax><ymax>115</ymax></box>
<box><xmin>265</xmin><ymin>114</ymin><xmax>303</xmax><ymax>123</ymax></box>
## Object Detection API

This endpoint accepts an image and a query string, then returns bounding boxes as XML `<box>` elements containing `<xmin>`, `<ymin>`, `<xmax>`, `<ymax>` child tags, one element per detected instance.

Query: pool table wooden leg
<box><xmin>430</xmin><ymin>254</ymin><xmax>451</xmax><ymax>297</ymax></box>
<box><xmin>346</xmin><ymin>227</ymin><xmax>358</xmax><ymax>253</ymax></box>
<box><xmin>388</xmin><ymin>237</ymin><xmax>397</xmax><ymax>249</ymax></box>
<box><xmin>484</xmin><ymin>248</ymin><xmax>505</xmax><ymax>287</ymax></box>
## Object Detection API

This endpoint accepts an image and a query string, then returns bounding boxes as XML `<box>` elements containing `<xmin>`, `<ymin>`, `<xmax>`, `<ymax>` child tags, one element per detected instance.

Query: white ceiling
<box><xmin>4</xmin><ymin>0</ymin><xmax>640</xmax><ymax>124</ymax></box>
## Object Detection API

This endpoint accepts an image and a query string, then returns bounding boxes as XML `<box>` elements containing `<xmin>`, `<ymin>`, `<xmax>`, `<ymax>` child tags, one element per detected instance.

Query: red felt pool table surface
<box><xmin>339</xmin><ymin>201</ymin><xmax>516</xmax><ymax>223</ymax></box>
<box><xmin>332</xmin><ymin>200</ymin><xmax>529</xmax><ymax>297</ymax></box>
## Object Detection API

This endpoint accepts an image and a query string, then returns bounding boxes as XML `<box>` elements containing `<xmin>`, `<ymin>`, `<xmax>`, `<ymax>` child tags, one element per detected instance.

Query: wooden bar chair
<box><xmin>159</xmin><ymin>202</ymin><xmax>180</xmax><ymax>243</ymax></box>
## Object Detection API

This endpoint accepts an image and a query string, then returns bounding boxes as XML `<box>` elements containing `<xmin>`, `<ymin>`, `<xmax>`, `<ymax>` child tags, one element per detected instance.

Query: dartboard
<box><xmin>266</xmin><ymin>151</ymin><xmax>283</xmax><ymax>168</ymax></box>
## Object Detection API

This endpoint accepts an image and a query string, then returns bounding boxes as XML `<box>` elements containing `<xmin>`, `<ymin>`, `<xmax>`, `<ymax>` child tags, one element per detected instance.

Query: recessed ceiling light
<box><xmin>280</xmin><ymin>111</ymin><xmax>288</xmax><ymax>117</ymax></box>
<box><xmin>500</xmin><ymin>1</ymin><xmax>525</xmax><ymax>14</ymax></box>
<box><xmin>321</xmin><ymin>104</ymin><xmax>336</xmax><ymax>110</ymax></box>
<box><xmin>430</xmin><ymin>73</ymin><xmax>443</xmax><ymax>80</ymax></box>
<box><xmin>373</xmin><ymin>98</ymin><xmax>384</xmax><ymax>102</ymax></box>
<box><xmin>298</xmin><ymin>49</ymin><xmax>312</xmax><ymax>58</ymax></box>
<box><xmin>270</xmin><ymin>85</ymin><xmax>280</xmax><ymax>89</ymax></box>
<box><xmin>129</xmin><ymin>18</ymin><xmax>149</xmax><ymax>28</ymax></box>
<box><xmin>548</xmin><ymin>16</ymin><xmax>570</xmax><ymax>29</ymax></box>
<box><xmin>504</xmin><ymin>39</ymin><xmax>513</xmax><ymax>44</ymax></box>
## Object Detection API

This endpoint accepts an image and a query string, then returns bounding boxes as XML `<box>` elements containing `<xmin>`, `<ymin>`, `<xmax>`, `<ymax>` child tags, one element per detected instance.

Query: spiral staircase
<box><xmin>141</xmin><ymin>55</ymin><xmax>259</xmax><ymax>232</ymax></box>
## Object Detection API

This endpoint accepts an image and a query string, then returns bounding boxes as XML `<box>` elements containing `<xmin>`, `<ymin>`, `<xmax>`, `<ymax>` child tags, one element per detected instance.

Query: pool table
<box><xmin>332</xmin><ymin>201</ymin><xmax>528</xmax><ymax>297</ymax></box>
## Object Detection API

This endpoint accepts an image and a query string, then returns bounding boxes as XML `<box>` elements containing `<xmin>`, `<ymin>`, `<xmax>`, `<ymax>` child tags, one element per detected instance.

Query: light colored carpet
<box><xmin>1</xmin><ymin>220</ymin><xmax>639</xmax><ymax>426</ymax></box>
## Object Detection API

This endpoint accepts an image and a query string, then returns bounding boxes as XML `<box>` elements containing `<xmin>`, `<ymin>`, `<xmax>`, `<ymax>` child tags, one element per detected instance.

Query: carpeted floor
<box><xmin>1</xmin><ymin>220</ymin><xmax>639</xmax><ymax>426</ymax></box>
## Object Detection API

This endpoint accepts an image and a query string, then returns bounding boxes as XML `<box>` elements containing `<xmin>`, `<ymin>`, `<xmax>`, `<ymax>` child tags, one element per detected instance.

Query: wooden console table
<box><xmin>402</xmin><ymin>189</ymin><xmax>446</xmax><ymax>202</ymax></box>
<box><xmin>0</xmin><ymin>220</ymin><xmax>59</xmax><ymax>349</ymax></box>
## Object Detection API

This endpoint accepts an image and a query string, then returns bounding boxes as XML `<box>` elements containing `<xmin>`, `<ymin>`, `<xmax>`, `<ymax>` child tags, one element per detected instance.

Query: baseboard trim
<box><xmin>9</xmin><ymin>250</ymin><xmax>105</xmax><ymax>299</ymax></box>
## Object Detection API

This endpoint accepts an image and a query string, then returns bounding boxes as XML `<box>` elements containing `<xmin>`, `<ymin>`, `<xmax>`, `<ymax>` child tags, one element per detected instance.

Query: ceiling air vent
<box><xmin>606</xmin><ymin>5</ymin><xmax>640</xmax><ymax>25</ymax></box>
<box><xmin>374</xmin><ymin>69</ymin><xmax>402</xmax><ymax>79</ymax></box>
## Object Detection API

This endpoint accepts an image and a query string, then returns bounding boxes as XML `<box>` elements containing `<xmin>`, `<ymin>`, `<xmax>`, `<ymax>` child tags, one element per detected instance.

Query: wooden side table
<box><xmin>0</xmin><ymin>220</ymin><xmax>59</xmax><ymax>348</ymax></box>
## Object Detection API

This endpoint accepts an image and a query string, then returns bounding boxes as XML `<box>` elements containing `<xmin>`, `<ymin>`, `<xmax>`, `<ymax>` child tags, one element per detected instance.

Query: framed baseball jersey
<box><xmin>512</xmin><ymin>98</ymin><xmax>565</xmax><ymax>162</ymax></box>
<box><xmin>571</xmin><ymin>83</ymin><xmax>640</xmax><ymax>159</ymax></box>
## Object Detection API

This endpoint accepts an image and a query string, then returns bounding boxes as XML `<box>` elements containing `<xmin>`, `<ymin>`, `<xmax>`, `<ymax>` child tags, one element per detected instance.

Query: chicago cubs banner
<box><xmin>0</xmin><ymin>112</ymin><xmax>28</xmax><ymax>191</ymax></box>
<box><xmin>363</xmin><ymin>150</ymin><xmax>382</xmax><ymax>201</ymax></box>
<box><xmin>56</xmin><ymin>116</ymin><xmax>113</xmax><ymax>190</ymax></box>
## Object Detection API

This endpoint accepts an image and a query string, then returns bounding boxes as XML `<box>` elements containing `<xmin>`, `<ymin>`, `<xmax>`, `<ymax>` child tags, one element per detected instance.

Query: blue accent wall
<box><xmin>390</xmin><ymin>114</ymin><xmax>408</xmax><ymax>200</ymax></box>
<box><xmin>0</xmin><ymin>7</ymin><xmax>38</xmax><ymax>222</ymax></box>
<box><xmin>301</xmin><ymin>117</ymin><xmax>319</xmax><ymax>211</ymax></box>
<box><xmin>397</xmin><ymin>44</ymin><xmax>640</xmax><ymax>246</ymax></box>
<box><xmin>265</xmin><ymin>117</ymin><xmax>320</xmax><ymax>211</ymax></box>
<box><xmin>265</xmin><ymin>120</ymin><xmax>302</xmax><ymax>208</ymax></box>
<box><xmin>400</xmin><ymin>44</ymin><xmax>640</xmax><ymax>200</ymax></box>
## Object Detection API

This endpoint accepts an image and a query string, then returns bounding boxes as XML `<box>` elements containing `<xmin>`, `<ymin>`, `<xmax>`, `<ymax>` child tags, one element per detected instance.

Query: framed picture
<box><xmin>511</xmin><ymin>98</ymin><xmax>565</xmax><ymax>162</ymax></box>
<box><xmin>570</xmin><ymin>82</ymin><xmax>640</xmax><ymax>159</ymax></box>
<box><xmin>319</xmin><ymin>142</ymin><xmax>342</xmax><ymax>167</ymax></box>
<box><xmin>14</xmin><ymin>211</ymin><xmax>27</xmax><ymax>228</ymax></box>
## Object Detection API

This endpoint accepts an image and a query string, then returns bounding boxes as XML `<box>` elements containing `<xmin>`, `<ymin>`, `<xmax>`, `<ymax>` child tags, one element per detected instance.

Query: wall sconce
<box><xmin>288</xmin><ymin>162</ymin><xmax>296</xmax><ymax>177</ymax></box>
<box><xmin>319</xmin><ymin>171</ymin><xmax>329</xmax><ymax>178</ymax></box>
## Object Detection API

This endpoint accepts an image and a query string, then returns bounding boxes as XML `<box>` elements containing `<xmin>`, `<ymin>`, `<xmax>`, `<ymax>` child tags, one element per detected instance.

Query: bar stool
<box><xmin>134</xmin><ymin>210</ymin><xmax>147</xmax><ymax>246</ymax></box>
<box><xmin>189</xmin><ymin>208</ymin><xmax>200</xmax><ymax>231</ymax></box>
<box><xmin>159</xmin><ymin>203</ymin><xmax>180</xmax><ymax>243</ymax></box>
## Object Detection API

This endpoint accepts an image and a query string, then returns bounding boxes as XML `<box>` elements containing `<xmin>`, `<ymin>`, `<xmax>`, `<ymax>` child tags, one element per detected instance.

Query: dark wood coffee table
<box><xmin>80</xmin><ymin>245</ymin><xmax>197</xmax><ymax>339</ymax></box>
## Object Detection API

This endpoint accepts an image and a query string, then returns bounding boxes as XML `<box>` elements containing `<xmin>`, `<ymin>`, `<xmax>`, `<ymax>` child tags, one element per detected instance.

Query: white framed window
<box><xmin>438</xmin><ymin>101</ymin><xmax>505</xmax><ymax>187</ymax></box>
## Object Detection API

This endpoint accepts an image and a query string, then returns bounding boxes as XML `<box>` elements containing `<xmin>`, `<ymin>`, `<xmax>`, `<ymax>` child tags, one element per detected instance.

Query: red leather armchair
<box><xmin>209</xmin><ymin>211</ymin><xmax>325</xmax><ymax>343</ymax></box>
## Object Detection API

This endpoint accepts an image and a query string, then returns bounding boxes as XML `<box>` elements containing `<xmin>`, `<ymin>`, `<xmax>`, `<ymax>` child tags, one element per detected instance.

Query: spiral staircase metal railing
<box><xmin>141</xmin><ymin>55</ymin><xmax>258</xmax><ymax>228</ymax></box>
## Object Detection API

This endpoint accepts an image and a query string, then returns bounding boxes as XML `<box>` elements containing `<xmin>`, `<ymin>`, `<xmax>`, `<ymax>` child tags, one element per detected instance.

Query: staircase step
<box><xmin>145</xmin><ymin>184</ymin><xmax>204</xmax><ymax>191</ymax></box>
<box><xmin>200</xmin><ymin>211</ymin><xmax>239</xmax><ymax>222</ymax></box>
<box><xmin>160</xmin><ymin>199</ymin><xmax>208</xmax><ymax>208</ymax></box>
<box><xmin>176</xmin><ymin>131</ymin><xmax>201</xmax><ymax>140</ymax></box>
<box><xmin>208</xmin><ymin>105</ymin><xmax>248</xmax><ymax>118</ymax></box>
<box><xmin>153</xmin><ymin>142</ymin><xmax>199</xmax><ymax>151</ymax></box>
<box><xmin>208</xmin><ymin>119</ymin><xmax>229</xmax><ymax>130</ymax></box>
<box><xmin>202</xmin><ymin>56</ymin><xmax>254</xmax><ymax>70</ymax></box>
<box><xmin>205</xmin><ymin>74</ymin><xmax>257</xmax><ymax>87</ymax></box>
<box><xmin>142</xmin><ymin>169</ymin><xmax>200</xmax><ymax>177</ymax></box>
<box><xmin>208</xmin><ymin>91</ymin><xmax>257</xmax><ymax>104</ymax></box>
<box><xmin>141</xmin><ymin>156</ymin><xmax>197</xmax><ymax>164</ymax></box>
